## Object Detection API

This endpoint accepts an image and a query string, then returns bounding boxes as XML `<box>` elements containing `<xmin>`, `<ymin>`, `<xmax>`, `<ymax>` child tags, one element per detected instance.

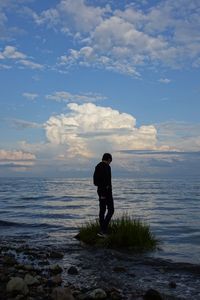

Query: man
<box><xmin>93</xmin><ymin>153</ymin><xmax>114</xmax><ymax>237</ymax></box>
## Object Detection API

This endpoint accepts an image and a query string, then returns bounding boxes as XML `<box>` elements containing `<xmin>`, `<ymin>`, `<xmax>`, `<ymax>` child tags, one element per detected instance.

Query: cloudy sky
<box><xmin>0</xmin><ymin>0</ymin><xmax>200</xmax><ymax>177</ymax></box>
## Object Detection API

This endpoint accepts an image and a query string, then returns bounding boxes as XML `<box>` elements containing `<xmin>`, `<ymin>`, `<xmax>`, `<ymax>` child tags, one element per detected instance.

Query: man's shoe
<box><xmin>97</xmin><ymin>232</ymin><xmax>108</xmax><ymax>238</ymax></box>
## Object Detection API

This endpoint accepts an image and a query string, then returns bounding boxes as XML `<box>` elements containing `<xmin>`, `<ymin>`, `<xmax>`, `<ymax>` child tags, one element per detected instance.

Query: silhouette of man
<box><xmin>93</xmin><ymin>153</ymin><xmax>114</xmax><ymax>236</ymax></box>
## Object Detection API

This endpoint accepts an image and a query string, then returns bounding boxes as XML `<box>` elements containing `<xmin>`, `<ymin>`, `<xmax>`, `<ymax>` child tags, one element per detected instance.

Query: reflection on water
<box><xmin>0</xmin><ymin>177</ymin><xmax>199</xmax><ymax>264</ymax></box>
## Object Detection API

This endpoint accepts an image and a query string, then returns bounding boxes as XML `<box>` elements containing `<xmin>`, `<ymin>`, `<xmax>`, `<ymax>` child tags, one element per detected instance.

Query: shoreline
<box><xmin>0</xmin><ymin>238</ymin><xmax>200</xmax><ymax>300</ymax></box>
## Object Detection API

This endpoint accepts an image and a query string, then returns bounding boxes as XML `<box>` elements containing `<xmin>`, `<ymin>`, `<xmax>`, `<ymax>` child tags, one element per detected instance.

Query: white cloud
<box><xmin>44</xmin><ymin>102</ymin><xmax>159</xmax><ymax>158</ymax></box>
<box><xmin>58</xmin><ymin>46</ymin><xmax>140</xmax><ymax>76</ymax></box>
<box><xmin>32</xmin><ymin>0</ymin><xmax>109</xmax><ymax>33</ymax></box>
<box><xmin>33</xmin><ymin>0</ymin><xmax>200</xmax><ymax>76</ymax></box>
<box><xmin>10</xmin><ymin>118</ymin><xmax>42</xmax><ymax>129</ymax></box>
<box><xmin>0</xmin><ymin>45</ymin><xmax>26</xmax><ymax>59</ymax></box>
<box><xmin>156</xmin><ymin>121</ymin><xmax>200</xmax><ymax>151</ymax></box>
<box><xmin>0</xmin><ymin>63</ymin><xmax>11</xmax><ymax>69</ymax></box>
<box><xmin>0</xmin><ymin>149</ymin><xmax>36</xmax><ymax>161</ymax></box>
<box><xmin>159</xmin><ymin>78</ymin><xmax>171</xmax><ymax>84</ymax></box>
<box><xmin>0</xmin><ymin>45</ymin><xmax>44</xmax><ymax>70</ymax></box>
<box><xmin>22</xmin><ymin>92</ymin><xmax>39</xmax><ymax>100</ymax></box>
<box><xmin>46</xmin><ymin>91</ymin><xmax>107</xmax><ymax>102</ymax></box>
<box><xmin>19</xmin><ymin>59</ymin><xmax>44</xmax><ymax>70</ymax></box>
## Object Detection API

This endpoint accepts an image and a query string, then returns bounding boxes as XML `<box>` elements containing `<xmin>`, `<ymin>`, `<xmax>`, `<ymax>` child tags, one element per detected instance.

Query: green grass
<box><xmin>75</xmin><ymin>214</ymin><xmax>159</xmax><ymax>252</ymax></box>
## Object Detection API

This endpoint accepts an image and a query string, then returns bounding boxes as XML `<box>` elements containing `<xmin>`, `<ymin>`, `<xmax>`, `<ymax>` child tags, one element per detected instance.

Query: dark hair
<box><xmin>102</xmin><ymin>153</ymin><xmax>112</xmax><ymax>162</ymax></box>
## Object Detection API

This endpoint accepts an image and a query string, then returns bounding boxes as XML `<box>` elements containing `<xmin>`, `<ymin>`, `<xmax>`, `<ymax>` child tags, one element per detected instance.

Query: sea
<box><xmin>0</xmin><ymin>177</ymin><xmax>199</xmax><ymax>265</ymax></box>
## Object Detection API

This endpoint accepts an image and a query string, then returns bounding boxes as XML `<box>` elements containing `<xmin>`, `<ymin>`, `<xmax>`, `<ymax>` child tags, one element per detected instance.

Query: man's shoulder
<box><xmin>95</xmin><ymin>162</ymin><xmax>102</xmax><ymax>168</ymax></box>
<box><xmin>96</xmin><ymin>161</ymin><xmax>110</xmax><ymax>167</ymax></box>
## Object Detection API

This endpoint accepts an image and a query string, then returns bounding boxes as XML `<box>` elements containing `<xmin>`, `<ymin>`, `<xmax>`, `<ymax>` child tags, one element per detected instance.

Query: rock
<box><xmin>3</xmin><ymin>255</ymin><xmax>17</xmax><ymax>266</ymax></box>
<box><xmin>109</xmin><ymin>288</ymin><xmax>122</xmax><ymax>300</ymax></box>
<box><xmin>37</xmin><ymin>285</ymin><xmax>44</xmax><ymax>294</ymax></box>
<box><xmin>49</xmin><ymin>251</ymin><xmax>64</xmax><ymax>259</ymax></box>
<box><xmin>113</xmin><ymin>266</ymin><xmax>126</xmax><ymax>273</ymax></box>
<box><xmin>143</xmin><ymin>289</ymin><xmax>163</xmax><ymax>300</ymax></box>
<box><xmin>87</xmin><ymin>288</ymin><xmax>107</xmax><ymax>299</ymax></box>
<box><xmin>68</xmin><ymin>266</ymin><xmax>79</xmax><ymax>275</ymax></box>
<box><xmin>110</xmin><ymin>290</ymin><xmax>122</xmax><ymax>300</ymax></box>
<box><xmin>52</xmin><ymin>287</ymin><xmax>75</xmax><ymax>300</ymax></box>
<box><xmin>23</xmin><ymin>264</ymin><xmax>34</xmax><ymax>271</ymax></box>
<box><xmin>51</xmin><ymin>274</ymin><xmax>62</xmax><ymax>286</ymax></box>
<box><xmin>169</xmin><ymin>281</ymin><xmax>177</xmax><ymax>288</ymax></box>
<box><xmin>50</xmin><ymin>264</ymin><xmax>63</xmax><ymax>274</ymax></box>
<box><xmin>15</xmin><ymin>295</ymin><xmax>24</xmax><ymax>300</ymax></box>
<box><xmin>24</xmin><ymin>274</ymin><xmax>39</xmax><ymax>285</ymax></box>
<box><xmin>6</xmin><ymin>277</ymin><xmax>29</xmax><ymax>295</ymax></box>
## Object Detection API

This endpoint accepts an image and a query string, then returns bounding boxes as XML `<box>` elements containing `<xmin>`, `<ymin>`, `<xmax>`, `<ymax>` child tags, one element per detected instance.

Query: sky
<box><xmin>0</xmin><ymin>0</ymin><xmax>200</xmax><ymax>177</ymax></box>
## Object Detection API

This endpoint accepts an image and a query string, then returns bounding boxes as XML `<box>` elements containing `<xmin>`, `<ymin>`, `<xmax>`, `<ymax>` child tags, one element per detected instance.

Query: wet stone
<box><xmin>87</xmin><ymin>288</ymin><xmax>107</xmax><ymax>299</ymax></box>
<box><xmin>50</xmin><ymin>264</ymin><xmax>63</xmax><ymax>274</ymax></box>
<box><xmin>68</xmin><ymin>266</ymin><xmax>79</xmax><ymax>275</ymax></box>
<box><xmin>113</xmin><ymin>266</ymin><xmax>127</xmax><ymax>273</ymax></box>
<box><xmin>49</xmin><ymin>250</ymin><xmax>64</xmax><ymax>259</ymax></box>
<box><xmin>143</xmin><ymin>288</ymin><xmax>163</xmax><ymax>300</ymax></box>
<box><xmin>169</xmin><ymin>281</ymin><xmax>177</xmax><ymax>288</ymax></box>
<box><xmin>51</xmin><ymin>286</ymin><xmax>75</xmax><ymax>300</ymax></box>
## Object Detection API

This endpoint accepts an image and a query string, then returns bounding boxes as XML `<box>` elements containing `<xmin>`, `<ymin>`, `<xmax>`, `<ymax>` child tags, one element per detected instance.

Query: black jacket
<box><xmin>93</xmin><ymin>162</ymin><xmax>112</xmax><ymax>190</ymax></box>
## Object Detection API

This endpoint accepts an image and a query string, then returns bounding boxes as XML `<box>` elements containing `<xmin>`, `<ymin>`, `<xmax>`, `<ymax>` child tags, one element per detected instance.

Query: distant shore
<box><xmin>0</xmin><ymin>238</ymin><xmax>200</xmax><ymax>300</ymax></box>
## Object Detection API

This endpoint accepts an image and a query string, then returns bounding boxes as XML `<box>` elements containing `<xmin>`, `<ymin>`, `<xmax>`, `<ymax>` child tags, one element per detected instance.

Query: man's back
<box><xmin>93</xmin><ymin>161</ymin><xmax>112</xmax><ymax>189</ymax></box>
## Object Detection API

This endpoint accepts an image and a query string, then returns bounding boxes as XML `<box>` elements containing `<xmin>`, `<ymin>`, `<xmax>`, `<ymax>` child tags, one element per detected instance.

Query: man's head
<box><xmin>102</xmin><ymin>153</ymin><xmax>112</xmax><ymax>164</ymax></box>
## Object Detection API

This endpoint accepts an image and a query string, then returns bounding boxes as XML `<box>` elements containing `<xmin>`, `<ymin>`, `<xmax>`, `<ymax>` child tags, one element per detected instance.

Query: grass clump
<box><xmin>76</xmin><ymin>214</ymin><xmax>159</xmax><ymax>252</ymax></box>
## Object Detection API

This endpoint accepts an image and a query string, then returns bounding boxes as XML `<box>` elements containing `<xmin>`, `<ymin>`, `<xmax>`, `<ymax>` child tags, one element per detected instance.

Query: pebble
<box><xmin>52</xmin><ymin>286</ymin><xmax>75</xmax><ymax>300</ymax></box>
<box><xmin>51</xmin><ymin>274</ymin><xmax>63</xmax><ymax>285</ymax></box>
<box><xmin>50</xmin><ymin>264</ymin><xmax>63</xmax><ymax>274</ymax></box>
<box><xmin>87</xmin><ymin>288</ymin><xmax>107</xmax><ymax>299</ymax></box>
<box><xmin>24</xmin><ymin>273</ymin><xmax>40</xmax><ymax>285</ymax></box>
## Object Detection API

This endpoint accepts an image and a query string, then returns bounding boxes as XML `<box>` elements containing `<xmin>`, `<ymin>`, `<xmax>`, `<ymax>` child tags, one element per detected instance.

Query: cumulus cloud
<box><xmin>31</xmin><ymin>0</ymin><xmax>109</xmax><ymax>33</ymax></box>
<box><xmin>0</xmin><ymin>45</ymin><xmax>26</xmax><ymax>59</ymax></box>
<box><xmin>46</xmin><ymin>91</ymin><xmax>107</xmax><ymax>102</ymax></box>
<box><xmin>30</xmin><ymin>0</ymin><xmax>200</xmax><ymax>76</ymax></box>
<box><xmin>44</xmin><ymin>102</ymin><xmax>160</xmax><ymax>158</ymax></box>
<box><xmin>0</xmin><ymin>45</ymin><xmax>44</xmax><ymax>70</ymax></box>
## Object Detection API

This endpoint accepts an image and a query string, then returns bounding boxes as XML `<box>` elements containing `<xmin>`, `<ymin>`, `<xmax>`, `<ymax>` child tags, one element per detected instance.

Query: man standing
<box><xmin>93</xmin><ymin>153</ymin><xmax>114</xmax><ymax>237</ymax></box>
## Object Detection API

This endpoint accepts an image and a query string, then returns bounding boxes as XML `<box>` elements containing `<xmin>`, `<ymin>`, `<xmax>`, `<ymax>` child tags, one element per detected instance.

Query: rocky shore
<box><xmin>0</xmin><ymin>239</ymin><xmax>200</xmax><ymax>300</ymax></box>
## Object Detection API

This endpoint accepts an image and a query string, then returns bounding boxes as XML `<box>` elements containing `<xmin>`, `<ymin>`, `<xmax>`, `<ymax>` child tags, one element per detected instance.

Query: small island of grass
<box><xmin>76</xmin><ymin>214</ymin><xmax>159</xmax><ymax>252</ymax></box>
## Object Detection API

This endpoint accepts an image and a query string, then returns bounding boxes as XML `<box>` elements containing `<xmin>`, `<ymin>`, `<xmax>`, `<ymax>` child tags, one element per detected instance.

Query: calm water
<box><xmin>0</xmin><ymin>177</ymin><xmax>199</xmax><ymax>264</ymax></box>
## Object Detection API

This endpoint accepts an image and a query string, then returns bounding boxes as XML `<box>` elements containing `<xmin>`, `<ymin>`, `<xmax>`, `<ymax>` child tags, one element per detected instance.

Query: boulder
<box><xmin>6</xmin><ymin>277</ymin><xmax>29</xmax><ymax>295</ymax></box>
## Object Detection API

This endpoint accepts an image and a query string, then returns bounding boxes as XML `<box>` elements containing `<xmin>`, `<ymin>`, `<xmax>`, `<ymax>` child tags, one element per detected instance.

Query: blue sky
<box><xmin>0</xmin><ymin>0</ymin><xmax>200</xmax><ymax>177</ymax></box>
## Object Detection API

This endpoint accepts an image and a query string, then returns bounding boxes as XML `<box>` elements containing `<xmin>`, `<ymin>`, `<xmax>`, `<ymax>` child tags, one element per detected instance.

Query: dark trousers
<box><xmin>97</xmin><ymin>189</ymin><xmax>114</xmax><ymax>233</ymax></box>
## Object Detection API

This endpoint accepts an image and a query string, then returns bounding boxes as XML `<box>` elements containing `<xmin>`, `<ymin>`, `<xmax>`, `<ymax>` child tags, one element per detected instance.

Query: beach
<box><xmin>0</xmin><ymin>237</ymin><xmax>200</xmax><ymax>299</ymax></box>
